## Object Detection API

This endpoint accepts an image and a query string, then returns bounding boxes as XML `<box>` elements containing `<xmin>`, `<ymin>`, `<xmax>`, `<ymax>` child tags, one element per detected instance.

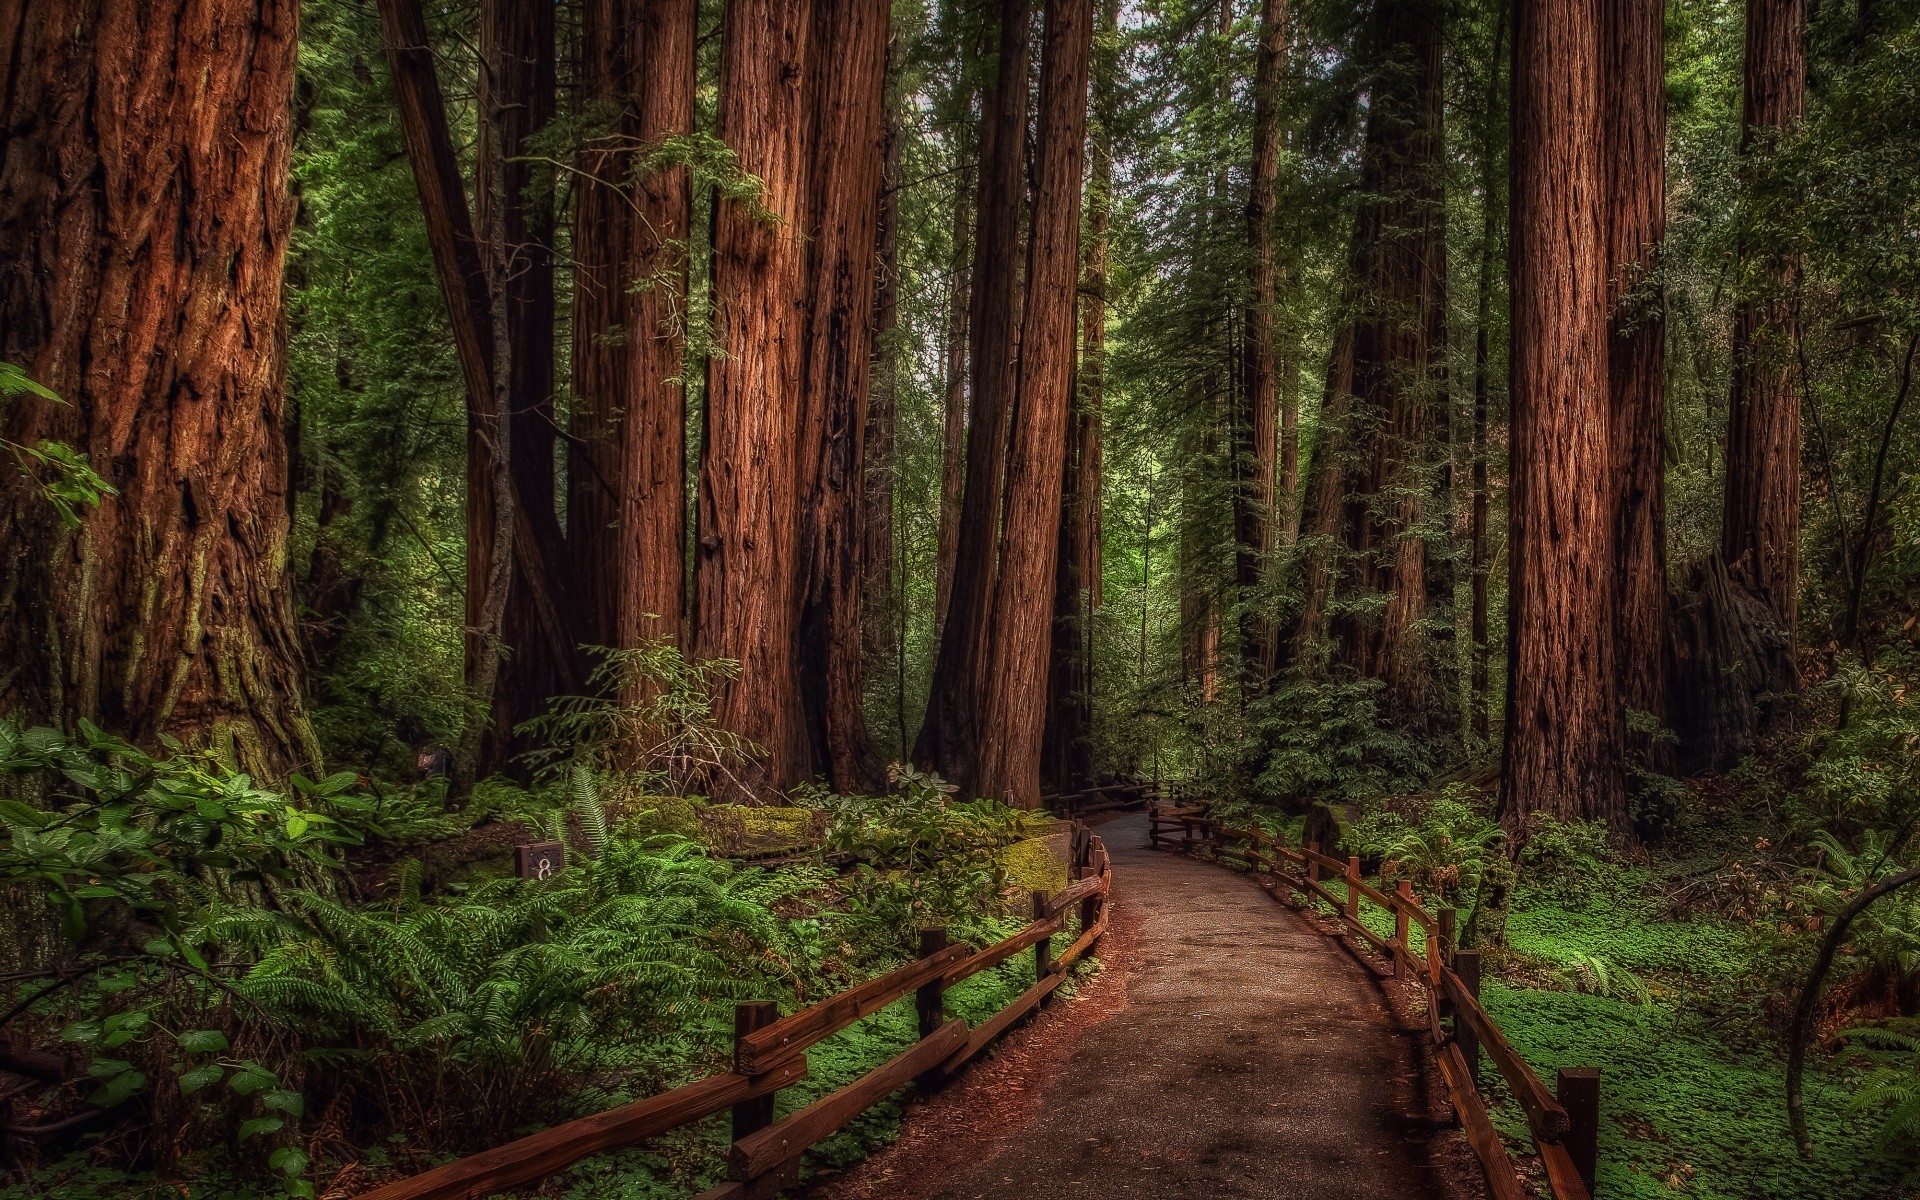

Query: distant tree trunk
<box><xmin>1720</xmin><ymin>0</ymin><xmax>1805</xmax><ymax>682</ymax></box>
<box><xmin>1044</xmin><ymin>0</ymin><xmax>1116</xmax><ymax>794</ymax></box>
<box><xmin>1237</xmin><ymin>0</ymin><xmax>1287</xmax><ymax>688</ymax></box>
<box><xmin>935</xmin><ymin>159</ymin><xmax>974</xmax><ymax>636</ymax></box>
<box><xmin>1326</xmin><ymin>0</ymin><xmax>1448</xmax><ymax>720</ymax></box>
<box><xmin>1469</xmin><ymin>4</ymin><xmax>1508</xmax><ymax>746</ymax></box>
<box><xmin>917</xmin><ymin>0</ymin><xmax>1033</xmax><ymax>795</ymax></box>
<box><xmin>1604</xmin><ymin>0</ymin><xmax>1670</xmax><ymax>744</ymax></box>
<box><xmin>976</xmin><ymin>0</ymin><xmax>1093</xmax><ymax>807</ymax></box>
<box><xmin>864</xmin><ymin>52</ymin><xmax>904</xmax><ymax>716</ymax></box>
<box><xmin>797</xmin><ymin>0</ymin><xmax>890</xmax><ymax>794</ymax></box>
<box><xmin>1500</xmin><ymin>0</ymin><xmax>1627</xmax><ymax>832</ymax></box>
<box><xmin>476</xmin><ymin>0</ymin><xmax>565</xmax><ymax>763</ymax></box>
<box><xmin>1286</xmin><ymin>325</ymin><xmax>1357</xmax><ymax>672</ymax></box>
<box><xmin>0</xmin><ymin>0</ymin><xmax>318</xmax><ymax>777</ymax></box>
<box><xmin>697</xmin><ymin>0</ymin><xmax>816</xmax><ymax>794</ymax></box>
<box><xmin>378</xmin><ymin>0</ymin><xmax>579</xmax><ymax>775</ymax></box>
<box><xmin>572</xmin><ymin>0</ymin><xmax>694</xmax><ymax>662</ymax></box>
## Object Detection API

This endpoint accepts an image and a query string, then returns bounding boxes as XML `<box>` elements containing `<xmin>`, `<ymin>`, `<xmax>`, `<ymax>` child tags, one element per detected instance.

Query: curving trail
<box><xmin>810</xmin><ymin>809</ymin><xmax>1478</xmax><ymax>1200</ymax></box>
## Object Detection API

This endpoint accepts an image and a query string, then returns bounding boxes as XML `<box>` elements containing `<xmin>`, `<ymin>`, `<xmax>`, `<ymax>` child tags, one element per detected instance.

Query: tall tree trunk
<box><xmin>1044</xmin><ymin>0</ymin><xmax>1116</xmax><ymax>794</ymax></box>
<box><xmin>1237</xmin><ymin>0</ymin><xmax>1287</xmax><ymax>688</ymax></box>
<box><xmin>864</xmin><ymin>50</ymin><xmax>904</xmax><ymax>724</ymax></box>
<box><xmin>916</xmin><ymin>0</ymin><xmax>1033</xmax><ymax>794</ymax></box>
<box><xmin>476</xmin><ymin>0</ymin><xmax>564</xmax><ymax>764</ymax></box>
<box><xmin>1720</xmin><ymin>0</ymin><xmax>1805</xmax><ymax>682</ymax></box>
<box><xmin>1604</xmin><ymin>0</ymin><xmax>1670</xmax><ymax>742</ymax></box>
<box><xmin>1285</xmin><ymin>325</ymin><xmax>1357</xmax><ymax>671</ymax></box>
<box><xmin>572</xmin><ymin>0</ymin><xmax>695</xmax><ymax>662</ymax></box>
<box><xmin>1326</xmin><ymin>0</ymin><xmax>1448</xmax><ymax>720</ymax></box>
<box><xmin>797</xmin><ymin>0</ymin><xmax>890</xmax><ymax>794</ymax></box>
<box><xmin>0</xmin><ymin>0</ymin><xmax>317</xmax><ymax>778</ymax></box>
<box><xmin>697</xmin><ymin>0</ymin><xmax>816</xmax><ymax>794</ymax></box>
<box><xmin>935</xmin><ymin>161</ymin><xmax>974</xmax><ymax>636</ymax></box>
<box><xmin>1468</xmin><ymin>4</ymin><xmax>1507</xmax><ymax>746</ymax></box>
<box><xmin>976</xmin><ymin>0</ymin><xmax>1094</xmax><ymax>807</ymax></box>
<box><xmin>1500</xmin><ymin>0</ymin><xmax>1626</xmax><ymax>831</ymax></box>
<box><xmin>378</xmin><ymin>0</ymin><xmax>579</xmax><ymax>776</ymax></box>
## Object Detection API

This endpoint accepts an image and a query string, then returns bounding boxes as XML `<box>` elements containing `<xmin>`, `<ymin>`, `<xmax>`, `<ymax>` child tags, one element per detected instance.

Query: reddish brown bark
<box><xmin>1469</xmin><ymin>4</ymin><xmax>1507</xmax><ymax>745</ymax></box>
<box><xmin>571</xmin><ymin>0</ymin><xmax>694</xmax><ymax>661</ymax></box>
<box><xmin>797</xmin><ymin>0</ymin><xmax>891</xmax><ymax>794</ymax></box>
<box><xmin>976</xmin><ymin>0</ymin><xmax>1093</xmax><ymax>807</ymax></box>
<box><xmin>935</xmin><ymin>162</ymin><xmax>973</xmax><ymax>636</ymax></box>
<box><xmin>0</xmin><ymin>0</ymin><xmax>317</xmax><ymax>776</ymax></box>
<box><xmin>1499</xmin><ymin>0</ymin><xmax>1626</xmax><ymax>830</ymax></box>
<box><xmin>1604</xmin><ymin>0</ymin><xmax>1670</xmax><ymax>730</ymax></box>
<box><xmin>1044</xmin><ymin>0</ymin><xmax>1116</xmax><ymax>794</ymax></box>
<box><xmin>1237</xmin><ymin>0</ymin><xmax>1287</xmax><ymax>687</ymax></box>
<box><xmin>917</xmin><ymin>0</ymin><xmax>1033</xmax><ymax>794</ymax></box>
<box><xmin>696</xmin><ymin>0</ymin><xmax>815</xmax><ymax>793</ymax></box>
<box><xmin>1721</xmin><ymin>0</ymin><xmax>1805</xmax><ymax>677</ymax></box>
<box><xmin>864</xmin><ymin>41</ymin><xmax>905</xmax><ymax>714</ymax></box>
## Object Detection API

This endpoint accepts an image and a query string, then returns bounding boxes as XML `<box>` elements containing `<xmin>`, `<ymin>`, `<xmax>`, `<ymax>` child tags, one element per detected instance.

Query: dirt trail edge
<box><xmin>806</xmin><ymin>809</ymin><xmax>1482</xmax><ymax>1200</ymax></box>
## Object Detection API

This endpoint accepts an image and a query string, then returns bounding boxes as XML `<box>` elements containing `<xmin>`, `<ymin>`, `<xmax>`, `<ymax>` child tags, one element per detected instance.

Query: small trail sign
<box><xmin>516</xmin><ymin>842</ymin><xmax>565</xmax><ymax>880</ymax></box>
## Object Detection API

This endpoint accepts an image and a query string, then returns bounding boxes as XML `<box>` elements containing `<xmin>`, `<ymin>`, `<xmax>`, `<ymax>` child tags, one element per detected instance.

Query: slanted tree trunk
<box><xmin>917</xmin><ymin>0</ymin><xmax>1033</xmax><ymax>795</ymax></box>
<box><xmin>1720</xmin><ymin>0</ymin><xmax>1806</xmax><ymax>683</ymax></box>
<box><xmin>572</xmin><ymin>0</ymin><xmax>695</xmax><ymax>662</ymax></box>
<box><xmin>1044</xmin><ymin>0</ymin><xmax>1116</xmax><ymax>794</ymax></box>
<box><xmin>975</xmin><ymin>0</ymin><xmax>1093</xmax><ymax>807</ymax></box>
<box><xmin>1285</xmin><ymin>325</ymin><xmax>1357</xmax><ymax>672</ymax></box>
<box><xmin>0</xmin><ymin>0</ymin><xmax>317</xmax><ymax>778</ymax></box>
<box><xmin>697</xmin><ymin>0</ymin><xmax>816</xmax><ymax>794</ymax></box>
<box><xmin>797</xmin><ymin>0</ymin><xmax>890</xmax><ymax>795</ymax></box>
<box><xmin>935</xmin><ymin>160</ymin><xmax>974</xmax><ymax>636</ymax></box>
<box><xmin>1500</xmin><ymin>0</ymin><xmax>1626</xmax><ymax>831</ymax></box>
<box><xmin>1604</xmin><ymin>0</ymin><xmax>1670</xmax><ymax>745</ymax></box>
<box><xmin>1236</xmin><ymin>0</ymin><xmax>1286</xmax><ymax>689</ymax></box>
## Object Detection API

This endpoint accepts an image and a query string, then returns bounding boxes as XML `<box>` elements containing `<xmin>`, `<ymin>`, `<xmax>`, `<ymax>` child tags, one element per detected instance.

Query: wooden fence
<box><xmin>355</xmin><ymin>829</ymin><xmax>1113</xmax><ymax>1200</ymax></box>
<box><xmin>1149</xmin><ymin>803</ymin><xmax>1599</xmax><ymax>1200</ymax></box>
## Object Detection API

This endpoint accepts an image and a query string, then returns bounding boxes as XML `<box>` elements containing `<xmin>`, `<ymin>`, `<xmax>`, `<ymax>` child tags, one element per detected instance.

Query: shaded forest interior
<box><xmin>4</xmin><ymin>0</ymin><xmax>1920</xmax><ymax>1196</ymax></box>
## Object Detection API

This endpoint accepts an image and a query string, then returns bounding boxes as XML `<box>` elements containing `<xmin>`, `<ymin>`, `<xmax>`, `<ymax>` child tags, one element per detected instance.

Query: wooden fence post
<box><xmin>915</xmin><ymin>928</ymin><xmax>949</xmax><ymax>1090</ymax></box>
<box><xmin>731</xmin><ymin>1001</ymin><xmax>779</xmax><ymax>1142</ymax></box>
<box><xmin>1306</xmin><ymin>841</ymin><xmax>1322</xmax><ymax>884</ymax></box>
<box><xmin>1393</xmin><ymin>879</ymin><xmax>1413</xmax><ymax>979</ymax></box>
<box><xmin>1032</xmin><ymin>890</ymin><xmax>1054</xmax><ymax>1004</ymax></box>
<box><xmin>1344</xmin><ymin>856</ymin><xmax>1361</xmax><ymax>921</ymax></box>
<box><xmin>1453</xmin><ymin>949</ymin><xmax>1482</xmax><ymax>1087</ymax></box>
<box><xmin>1558</xmin><ymin>1066</ymin><xmax>1600</xmax><ymax>1194</ymax></box>
<box><xmin>1436</xmin><ymin>908</ymin><xmax>1456</xmax><ymax>994</ymax></box>
<box><xmin>1078</xmin><ymin>866</ymin><xmax>1102</xmax><ymax>936</ymax></box>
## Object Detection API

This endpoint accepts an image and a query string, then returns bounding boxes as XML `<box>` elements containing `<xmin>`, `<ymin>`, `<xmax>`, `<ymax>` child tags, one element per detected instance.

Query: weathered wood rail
<box><xmin>1149</xmin><ymin>802</ymin><xmax>1600</xmax><ymax>1200</ymax></box>
<box><xmin>354</xmin><ymin>828</ymin><xmax>1113</xmax><ymax>1200</ymax></box>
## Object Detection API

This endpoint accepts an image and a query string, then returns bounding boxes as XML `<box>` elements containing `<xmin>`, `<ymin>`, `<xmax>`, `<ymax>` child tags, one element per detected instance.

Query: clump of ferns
<box><xmin>1556</xmin><ymin>951</ymin><xmax>1654</xmax><ymax>1007</ymax></box>
<box><xmin>1841</xmin><ymin>1019</ymin><xmax>1920</xmax><ymax>1150</ymax></box>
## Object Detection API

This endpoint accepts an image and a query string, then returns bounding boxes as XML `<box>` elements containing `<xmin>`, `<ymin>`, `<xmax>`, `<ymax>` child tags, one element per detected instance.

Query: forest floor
<box><xmin>805</xmin><ymin>811</ymin><xmax>1482</xmax><ymax>1200</ymax></box>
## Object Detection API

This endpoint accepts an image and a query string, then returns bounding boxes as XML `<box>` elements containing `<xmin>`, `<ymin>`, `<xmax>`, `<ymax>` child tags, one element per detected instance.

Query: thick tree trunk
<box><xmin>1720</xmin><ymin>0</ymin><xmax>1805</xmax><ymax>689</ymax></box>
<box><xmin>797</xmin><ymin>0</ymin><xmax>890</xmax><ymax>794</ymax></box>
<box><xmin>1500</xmin><ymin>0</ymin><xmax>1627</xmax><ymax>831</ymax></box>
<box><xmin>0</xmin><ymin>0</ymin><xmax>317</xmax><ymax>777</ymax></box>
<box><xmin>976</xmin><ymin>0</ymin><xmax>1093</xmax><ymax>807</ymax></box>
<box><xmin>935</xmin><ymin>162</ymin><xmax>974</xmax><ymax>636</ymax></box>
<box><xmin>1043</xmin><ymin>0</ymin><xmax>1116</xmax><ymax>794</ymax></box>
<box><xmin>572</xmin><ymin>0</ymin><xmax>695</xmax><ymax>661</ymax></box>
<box><xmin>1604</xmin><ymin>0</ymin><xmax>1670</xmax><ymax>740</ymax></box>
<box><xmin>697</xmin><ymin>0</ymin><xmax>816</xmax><ymax>794</ymax></box>
<box><xmin>864</xmin><ymin>59</ymin><xmax>904</xmax><ymax>712</ymax></box>
<box><xmin>916</xmin><ymin>0</ymin><xmax>1033</xmax><ymax>794</ymax></box>
<box><xmin>1237</xmin><ymin>0</ymin><xmax>1287</xmax><ymax>688</ymax></box>
<box><xmin>1325</xmin><ymin>0</ymin><xmax>1448</xmax><ymax>719</ymax></box>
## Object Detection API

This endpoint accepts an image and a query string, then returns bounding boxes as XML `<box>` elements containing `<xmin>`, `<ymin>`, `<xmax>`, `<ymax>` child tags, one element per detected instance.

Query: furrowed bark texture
<box><xmin>1500</xmin><ymin>0</ymin><xmax>1626</xmax><ymax>830</ymax></box>
<box><xmin>1044</xmin><ymin>0</ymin><xmax>1116</xmax><ymax>793</ymax></box>
<box><xmin>1604</xmin><ymin>0</ymin><xmax>1670</xmax><ymax>735</ymax></box>
<box><xmin>1236</xmin><ymin>0</ymin><xmax>1287</xmax><ymax>687</ymax></box>
<box><xmin>935</xmin><ymin>160</ymin><xmax>973</xmax><ymax>635</ymax></box>
<box><xmin>573</xmin><ymin>0</ymin><xmax>695</xmax><ymax>658</ymax></box>
<box><xmin>1720</xmin><ymin>0</ymin><xmax>1805</xmax><ymax>678</ymax></box>
<box><xmin>864</xmin><ymin>59</ymin><xmax>904</xmax><ymax>707</ymax></box>
<box><xmin>0</xmin><ymin>0</ymin><xmax>317</xmax><ymax>776</ymax></box>
<box><xmin>976</xmin><ymin>0</ymin><xmax>1093</xmax><ymax>808</ymax></box>
<box><xmin>797</xmin><ymin>0</ymin><xmax>890</xmax><ymax>794</ymax></box>
<box><xmin>697</xmin><ymin>0</ymin><xmax>815</xmax><ymax>793</ymax></box>
<box><xmin>917</xmin><ymin>0</ymin><xmax>1033</xmax><ymax>795</ymax></box>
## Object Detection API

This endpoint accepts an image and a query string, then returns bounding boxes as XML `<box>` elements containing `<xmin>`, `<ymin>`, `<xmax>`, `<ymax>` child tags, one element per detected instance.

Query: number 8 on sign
<box><xmin>515</xmin><ymin>841</ymin><xmax>565</xmax><ymax>880</ymax></box>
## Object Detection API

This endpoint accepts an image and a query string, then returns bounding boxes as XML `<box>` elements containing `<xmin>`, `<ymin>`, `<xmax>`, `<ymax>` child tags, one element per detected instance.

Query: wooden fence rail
<box><xmin>354</xmin><ymin>828</ymin><xmax>1113</xmax><ymax>1200</ymax></box>
<box><xmin>1149</xmin><ymin>802</ymin><xmax>1599</xmax><ymax>1200</ymax></box>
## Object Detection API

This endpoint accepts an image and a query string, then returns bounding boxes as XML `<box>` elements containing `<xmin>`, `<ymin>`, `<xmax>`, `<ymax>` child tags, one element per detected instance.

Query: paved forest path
<box><xmin>811</xmin><ymin>809</ymin><xmax>1475</xmax><ymax>1200</ymax></box>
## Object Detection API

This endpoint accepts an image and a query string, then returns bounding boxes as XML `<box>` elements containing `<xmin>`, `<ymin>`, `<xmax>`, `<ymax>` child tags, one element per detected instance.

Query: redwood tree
<box><xmin>1500</xmin><ymin>0</ymin><xmax>1626</xmax><ymax>830</ymax></box>
<box><xmin>0</xmin><ymin>0</ymin><xmax>317</xmax><ymax>776</ymax></box>
<box><xmin>917</xmin><ymin>0</ymin><xmax>1033</xmax><ymax>794</ymax></box>
<box><xmin>976</xmin><ymin>0</ymin><xmax>1094</xmax><ymax>807</ymax></box>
